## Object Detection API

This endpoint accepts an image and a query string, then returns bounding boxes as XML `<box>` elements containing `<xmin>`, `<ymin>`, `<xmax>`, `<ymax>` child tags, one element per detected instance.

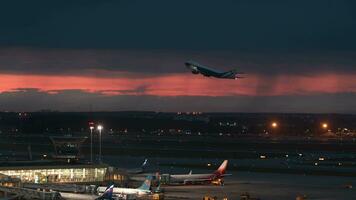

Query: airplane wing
<box><xmin>183</xmin><ymin>173</ymin><xmax>232</xmax><ymax>183</ymax></box>
<box><xmin>219</xmin><ymin>174</ymin><xmax>232</xmax><ymax>177</ymax></box>
<box><xmin>183</xmin><ymin>178</ymin><xmax>212</xmax><ymax>183</ymax></box>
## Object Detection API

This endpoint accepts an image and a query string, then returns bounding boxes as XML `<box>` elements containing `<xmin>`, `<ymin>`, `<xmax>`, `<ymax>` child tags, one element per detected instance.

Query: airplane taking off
<box><xmin>97</xmin><ymin>176</ymin><xmax>152</xmax><ymax>196</ymax></box>
<box><xmin>169</xmin><ymin>160</ymin><xmax>230</xmax><ymax>185</ymax></box>
<box><xmin>185</xmin><ymin>61</ymin><xmax>244</xmax><ymax>79</ymax></box>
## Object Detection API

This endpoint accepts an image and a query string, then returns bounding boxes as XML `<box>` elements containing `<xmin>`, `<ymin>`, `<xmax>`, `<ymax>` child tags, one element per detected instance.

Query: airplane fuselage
<box><xmin>185</xmin><ymin>61</ymin><xmax>241</xmax><ymax>79</ymax></box>
<box><xmin>169</xmin><ymin>173</ymin><xmax>223</xmax><ymax>185</ymax></box>
<box><xmin>97</xmin><ymin>187</ymin><xmax>150</xmax><ymax>196</ymax></box>
<box><xmin>166</xmin><ymin>160</ymin><xmax>229</xmax><ymax>185</ymax></box>
<box><xmin>60</xmin><ymin>192</ymin><xmax>100</xmax><ymax>200</ymax></box>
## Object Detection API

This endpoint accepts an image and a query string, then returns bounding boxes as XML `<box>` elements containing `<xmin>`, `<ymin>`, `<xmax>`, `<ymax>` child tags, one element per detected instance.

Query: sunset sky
<box><xmin>1</xmin><ymin>1</ymin><xmax>356</xmax><ymax>112</ymax></box>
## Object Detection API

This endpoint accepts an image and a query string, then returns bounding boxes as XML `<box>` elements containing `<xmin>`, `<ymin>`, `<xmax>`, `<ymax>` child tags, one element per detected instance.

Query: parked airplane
<box><xmin>60</xmin><ymin>185</ymin><xmax>114</xmax><ymax>200</ymax></box>
<box><xmin>97</xmin><ymin>176</ymin><xmax>152</xmax><ymax>196</ymax></box>
<box><xmin>127</xmin><ymin>159</ymin><xmax>148</xmax><ymax>174</ymax></box>
<box><xmin>185</xmin><ymin>61</ymin><xmax>244</xmax><ymax>79</ymax></box>
<box><xmin>169</xmin><ymin>160</ymin><xmax>230</xmax><ymax>185</ymax></box>
<box><xmin>96</xmin><ymin>185</ymin><xmax>114</xmax><ymax>200</ymax></box>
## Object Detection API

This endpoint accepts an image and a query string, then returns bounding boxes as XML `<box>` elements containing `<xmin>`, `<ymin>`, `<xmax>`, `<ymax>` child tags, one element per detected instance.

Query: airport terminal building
<box><xmin>0</xmin><ymin>163</ymin><xmax>108</xmax><ymax>183</ymax></box>
<box><xmin>0</xmin><ymin>136</ymin><xmax>127</xmax><ymax>185</ymax></box>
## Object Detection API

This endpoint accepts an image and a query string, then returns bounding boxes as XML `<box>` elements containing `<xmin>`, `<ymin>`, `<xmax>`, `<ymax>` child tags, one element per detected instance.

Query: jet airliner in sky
<box><xmin>185</xmin><ymin>61</ymin><xmax>244</xmax><ymax>79</ymax></box>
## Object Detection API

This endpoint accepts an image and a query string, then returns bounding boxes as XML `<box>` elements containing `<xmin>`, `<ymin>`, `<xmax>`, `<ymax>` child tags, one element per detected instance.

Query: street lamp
<box><xmin>97</xmin><ymin>125</ymin><xmax>103</xmax><ymax>163</ymax></box>
<box><xmin>322</xmin><ymin>123</ymin><xmax>328</xmax><ymax>129</ymax></box>
<box><xmin>271</xmin><ymin>122</ymin><xmax>278</xmax><ymax>128</ymax></box>
<box><xmin>89</xmin><ymin>126</ymin><xmax>94</xmax><ymax>164</ymax></box>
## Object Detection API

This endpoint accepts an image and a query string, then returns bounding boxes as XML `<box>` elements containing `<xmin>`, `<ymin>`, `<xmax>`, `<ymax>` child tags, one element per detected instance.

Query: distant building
<box><xmin>49</xmin><ymin>136</ymin><xmax>87</xmax><ymax>161</ymax></box>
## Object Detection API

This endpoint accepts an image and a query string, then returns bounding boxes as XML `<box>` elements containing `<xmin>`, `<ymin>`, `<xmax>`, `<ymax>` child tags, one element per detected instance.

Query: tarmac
<box><xmin>162</xmin><ymin>171</ymin><xmax>356</xmax><ymax>200</ymax></box>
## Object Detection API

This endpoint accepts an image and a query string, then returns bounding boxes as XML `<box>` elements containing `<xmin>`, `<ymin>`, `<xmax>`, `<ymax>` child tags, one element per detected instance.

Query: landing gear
<box><xmin>211</xmin><ymin>179</ymin><xmax>224</xmax><ymax>186</ymax></box>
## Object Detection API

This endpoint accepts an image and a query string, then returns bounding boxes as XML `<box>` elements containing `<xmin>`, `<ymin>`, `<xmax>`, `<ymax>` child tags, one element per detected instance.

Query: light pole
<box><xmin>321</xmin><ymin>122</ymin><xmax>328</xmax><ymax>129</ymax></box>
<box><xmin>89</xmin><ymin>126</ymin><xmax>94</xmax><ymax>164</ymax></box>
<box><xmin>271</xmin><ymin>122</ymin><xmax>278</xmax><ymax>128</ymax></box>
<box><xmin>97</xmin><ymin>125</ymin><xmax>103</xmax><ymax>163</ymax></box>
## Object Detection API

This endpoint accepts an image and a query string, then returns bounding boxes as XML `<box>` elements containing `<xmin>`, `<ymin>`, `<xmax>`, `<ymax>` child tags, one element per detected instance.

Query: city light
<box><xmin>271</xmin><ymin>122</ymin><xmax>278</xmax><ymax>128</ymax></box>
<box><xmin>97</xmin><ymin>125</ymin><xmax>103</xmax><ymax>131</ymax></box>
<box><xmin>322</xmin><ymin>123</ymin><xmax>328</xmax><ymax>129</ymax></box>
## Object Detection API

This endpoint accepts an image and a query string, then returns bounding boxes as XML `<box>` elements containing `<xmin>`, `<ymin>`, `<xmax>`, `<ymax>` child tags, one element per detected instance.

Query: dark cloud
<box><xmin>0</xmin><ymin>1</ymin><xmax>356</xmax><ymax>112</ymax></box>
<box><xmin>0</xmin><ymin>1</ymin><xmax>356</xmax><ymax>51</ymax></box>
<box><xmin>1</xmin><ymin>48</ymin><xmax>356</xmax><ymax>76</ymax></box>
<box><xmin>1</xmin><ymin>1</ymin><xmax>356</xmax><ymax>75</ymax></box>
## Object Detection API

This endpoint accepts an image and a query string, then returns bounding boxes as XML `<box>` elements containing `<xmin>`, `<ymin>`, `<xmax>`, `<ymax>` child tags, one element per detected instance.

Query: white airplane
<box><xmin>97</xmin><ymin>176</ymin><xmax>152</xmax><ymax>196</ymax></box>
<box><xmin>169</xmin><ymin>160</ymin><xmax>230</xmax><ymax>185</ymax></box>
<box><xmin>185</xmin><ymin>61</ymin><xmax>244</xmax><ymax>79</ymax></box>
<box><xmin>61</xmin><ymin>185</ymin><xmax>114</xmax><ymax>200</ymax></box>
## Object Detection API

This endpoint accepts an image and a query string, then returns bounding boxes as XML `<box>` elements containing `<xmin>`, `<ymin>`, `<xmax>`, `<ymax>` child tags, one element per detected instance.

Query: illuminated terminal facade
<box><xmin>0</xmin><ymin>136</ymin><xmax>127</xmax><ymax>184</ymax></box>
<box><xmin>0</xmin><ymin>164</ymin><xmax>108</xmax><ymax>183</ymax></box>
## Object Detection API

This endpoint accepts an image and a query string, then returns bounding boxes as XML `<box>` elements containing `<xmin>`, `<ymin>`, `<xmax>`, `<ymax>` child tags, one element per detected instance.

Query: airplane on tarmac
<box><xmin>126</xmin><ymin>159</ymin><xmax>148</xmax><ymax>174</ymax></box>
<box><xmin>96</xmin><ymin>185</ymin><xmax>114</xmax><ymax>200</ymax></box>
<box><xmin>185</xmin><ymin>61</ymin><xmax>244</xmax><ymax>79</ymax></box>
<box><xmin>168</xmin><ymin>160</ymin><xmax>230</xmax><ymax>185</ymax></box>
<box><xmin>60</xmin><ymin>185</ymin><xmax>114</xmax><ymax>200</ymax></box>
<box><xmin>97</xmin><ymin>176</ymin><xmax>152</xmax><ymax>196</ymax></box>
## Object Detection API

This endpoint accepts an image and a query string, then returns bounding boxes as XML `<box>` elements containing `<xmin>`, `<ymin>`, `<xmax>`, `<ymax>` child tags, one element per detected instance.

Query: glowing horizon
<box><xmin>1</xmin><ymin>72</ymin><xmax>355</xmax><ymax>97</ymax></box>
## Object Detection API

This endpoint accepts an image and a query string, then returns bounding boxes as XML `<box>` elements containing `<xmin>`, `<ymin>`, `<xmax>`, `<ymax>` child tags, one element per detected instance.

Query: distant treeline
<box><xmin>0</xmin><ymin>111</ymin><xmax>356</xmax><ymax>136</ymax></box>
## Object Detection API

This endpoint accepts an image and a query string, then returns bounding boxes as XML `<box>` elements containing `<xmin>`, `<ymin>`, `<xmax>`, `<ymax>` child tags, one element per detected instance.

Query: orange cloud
<box><xmin>0</xmin><ymin>72</ymin><xmax>355</xmax><ymax>96</ymax></box>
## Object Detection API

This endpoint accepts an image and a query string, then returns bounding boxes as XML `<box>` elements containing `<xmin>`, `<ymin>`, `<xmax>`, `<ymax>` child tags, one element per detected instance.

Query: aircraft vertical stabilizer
<box><xmin>214</xmin><ymin>160</ymin><xmax>228</xmax><ymax>175</ymax></box>
<box><xmin>137</xmin><ymin>176</ymin><xmax>152</xmax><ymax>190</ymax></box>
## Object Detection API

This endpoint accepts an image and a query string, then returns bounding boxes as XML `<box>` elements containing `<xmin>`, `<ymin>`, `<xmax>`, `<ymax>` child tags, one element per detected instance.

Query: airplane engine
<box><xmin>191</xmin><ymin>70</ymin><xmax>199</xmax><ymax>74</ymax></box>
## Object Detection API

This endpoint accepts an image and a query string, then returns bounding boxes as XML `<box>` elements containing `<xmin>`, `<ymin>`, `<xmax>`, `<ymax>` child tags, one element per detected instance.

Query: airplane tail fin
<box><xmin>137</xmin><ymin>176</ymin><xmax>152</xmax><ymax>191</ymax></box>
<box><xmin>141</xmin><ymin>159</ymin><xmax>148</xmax><ymax>169</ymax></box>
<box><xmin>99</xmin><ymin>185</ymin><xmax>114</xmax><ymax>199</ymax></box>
<box><xmin>214</xmin><ymin>160</ymin><xmax>228</xmax><ymax>176</ymax></box>
<box><xmin>188</xmin><ymin>170</ymin><xmax>193</xmax><ymax>175</ymax></box>
<box><xmin>222</xmin><ymin>69</ymin><xmax>245</xmax><ymax>79</ymax></box>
